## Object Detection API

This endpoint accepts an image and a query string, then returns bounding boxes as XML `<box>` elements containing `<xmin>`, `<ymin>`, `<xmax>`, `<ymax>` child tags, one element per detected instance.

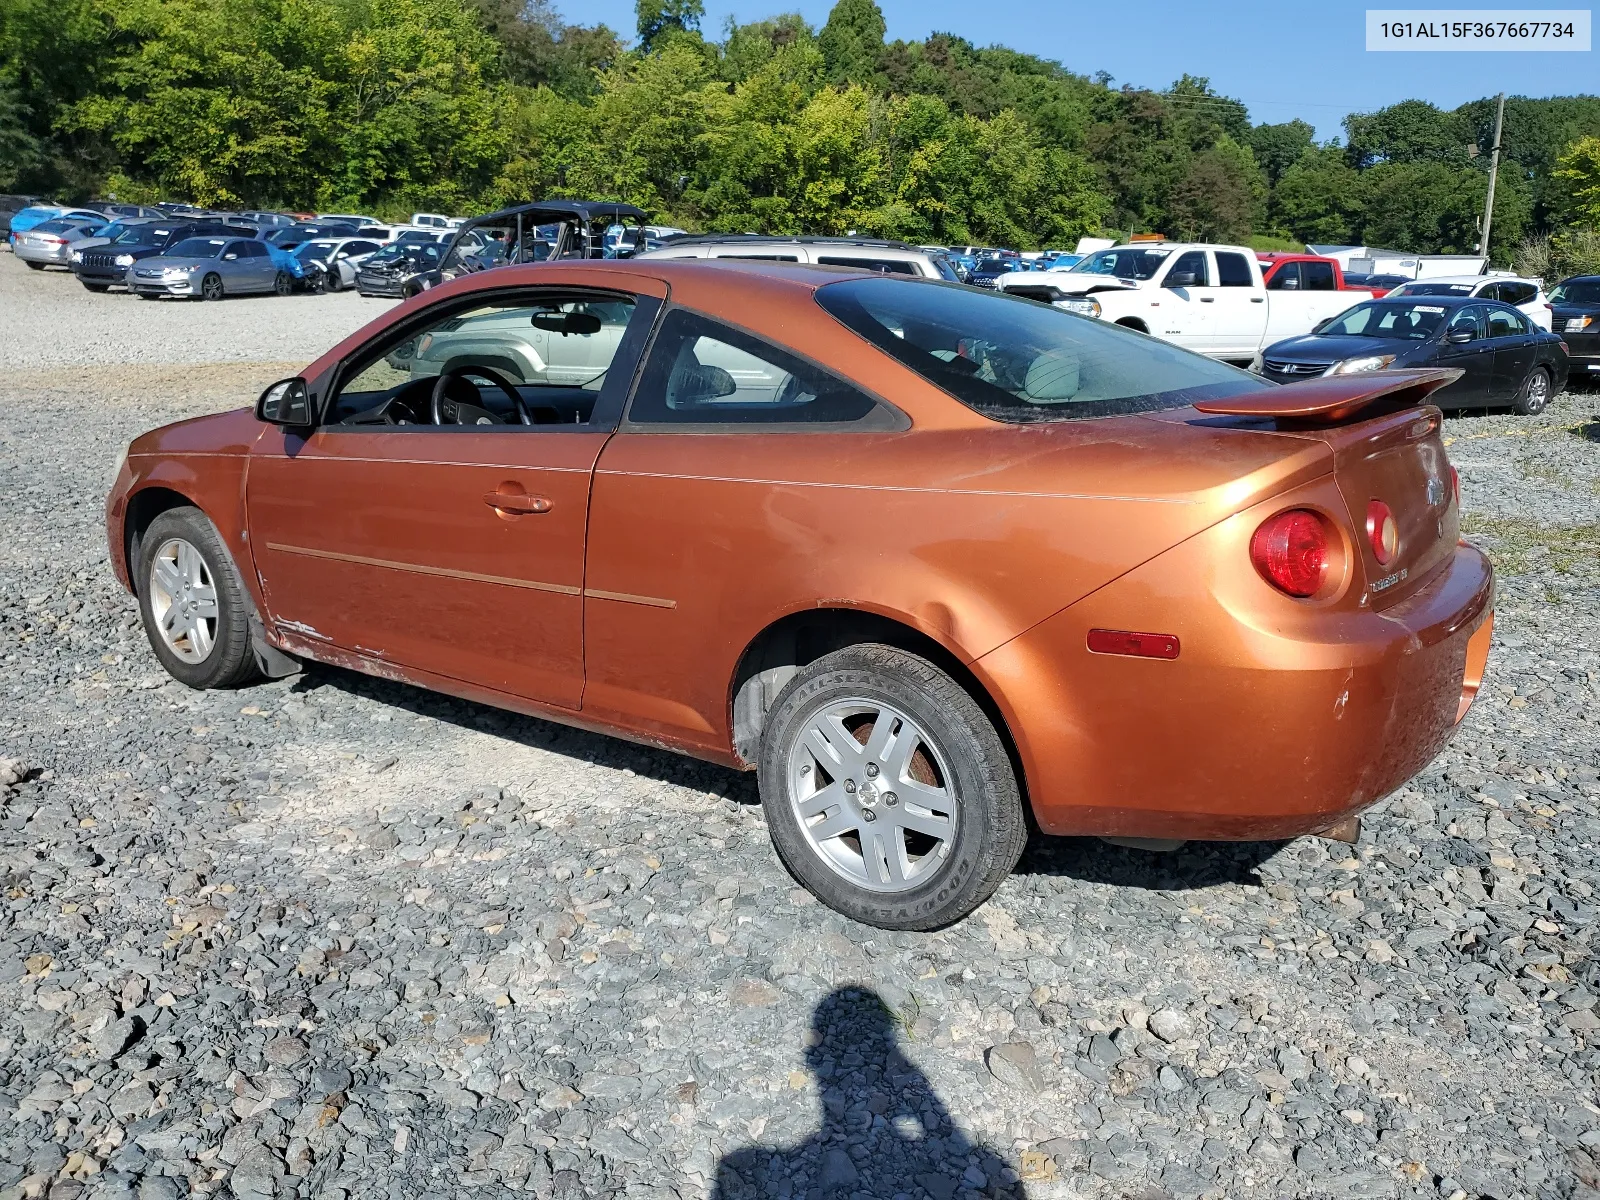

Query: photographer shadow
<box><xmin>712</xmin><ymin>987</ymin><xmax>1027</xmax><ymax>1200</ymax></box>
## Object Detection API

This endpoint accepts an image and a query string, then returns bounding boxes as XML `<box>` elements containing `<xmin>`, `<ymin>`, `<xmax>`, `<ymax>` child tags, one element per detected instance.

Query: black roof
<box><xmin>462</xmin><ymin>200</ymin><xmax>648</xmax><ymax>228</ymax></box>
<box><xmin>660</xmin><ymin>234</ymin><xmax>915</xmax><ymax>250</ymax></box>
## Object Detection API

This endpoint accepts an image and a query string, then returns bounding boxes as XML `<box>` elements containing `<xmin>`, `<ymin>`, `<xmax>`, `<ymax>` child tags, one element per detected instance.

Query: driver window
<box><xmin>1447</xmin><ymin>306</ymin><xmax>1484</xmax><ymax>340</ymax></box>
<box><xmin>1165</xmin><ymin>251</ymin><xmax>1209</xmax><ymax>288</ymax></box>
<box><xmin>327</xmin><ymin>292</ymin><xmax>639</xmax><ymax>428</ymax></box>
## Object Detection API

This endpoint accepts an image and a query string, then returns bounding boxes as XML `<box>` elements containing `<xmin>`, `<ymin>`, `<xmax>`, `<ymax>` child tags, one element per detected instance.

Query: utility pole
<box><xmin>1479</xmin><ymin>92</ymin><xmax>1505</xmax><ymax>264</ymax></box>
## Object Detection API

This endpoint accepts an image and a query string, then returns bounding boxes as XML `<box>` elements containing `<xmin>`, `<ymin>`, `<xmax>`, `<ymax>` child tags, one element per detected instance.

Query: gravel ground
<box><xmin>0</xmin><ymin>252</ymin><xmax>393</xmax><ymax>370</ymax></box>
<box><xmin>1</xmin><ymin>250</ymin><xmax>1599</xmax><ymax>1200</ymax></box>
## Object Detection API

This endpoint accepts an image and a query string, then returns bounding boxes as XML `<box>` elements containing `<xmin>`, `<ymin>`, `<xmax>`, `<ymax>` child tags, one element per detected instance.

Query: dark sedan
<box><xmin>967</xmin><ymin>255</ymin><xmax>1017</xmax><ymax>290</ymax></box>
<box><xmin>354</xmin><ymin>241</ymin><xmax>443</xmax><ymax>297</ymax></box>
<box><xmin>1549</xmin><ymin>275</ymin><xmax>1600</xmax><ymax>385</ymax></box>
<box><xmin>1257</xmin><ymin>296</ymin><xmax>1568</xmax><ymax>415</ymax></box>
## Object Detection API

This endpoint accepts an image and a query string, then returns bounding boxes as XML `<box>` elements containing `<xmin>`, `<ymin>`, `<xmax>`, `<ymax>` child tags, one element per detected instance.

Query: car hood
<box><xmin>70</xmin><ymin>236</ymin><xmax>114</xmax><ymax>251</ymax></box>
<box><xmin>1046</xmin><ymin>277</ymin><xmax>1143</xmax><ymax>296</ymax></box>
<box><xmin>1262</xmin><ymin>334</ymin><xmax>1431</xmax><ymax>363</ymax></box>
<box><xmin>130</xmin><ymin>408</ymin><xmax>263</xmax><ymax>458</ymax></box>
<box><xmin>1551</xmin><ymin>304</ymin><xmax>1600</xmax><ymax>318</ymax></box>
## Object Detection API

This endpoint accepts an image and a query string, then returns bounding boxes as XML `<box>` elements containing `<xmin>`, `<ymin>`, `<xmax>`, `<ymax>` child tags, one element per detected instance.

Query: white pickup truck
<box><xmin>996</xmin><ymin>242</ymin><xmax>1374</xmax><ymax>362</ymax></box>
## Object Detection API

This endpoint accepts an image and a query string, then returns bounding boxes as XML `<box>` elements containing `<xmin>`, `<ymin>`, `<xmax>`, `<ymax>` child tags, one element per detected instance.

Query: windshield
<box><xmin>370</xmin><ymin>243</ymin><xmax>440</xmax><ymax>267</ymax></box>
<box><xmin>1391</xmin><ymin>282</ymin><xmax>1475</xmax><ymax>296</ymax></box>
<box><xmin>1069</xmin><ymin>248</ymin><xmax>1171</xmax><ymax>281</ymax></box>
<box><xmin>166</xmin><ymin>237</ymin><xmax>227</xmax><ymax>258</ymax></box>
<box><xmin>815</xmin><ymin>277</ymin><xmax>1267</xmax><ymax>423</ymax></box>
<box><xmin>1320</xmin><ymin>302</ymin><xmax>1449</xmax><ymax>340</ymax></box>
<box><xmin>1550</xmin><ymin>280</ymin><xmax>1600</xmax><ymax>305</ymax></box>
<box><xmin>34</xmin><ymin>218</ymin><xmax>91</xmax><ymax>234</ymax></box>
<box><xmin>293</xmin><ymin>241</ymin><xmax>337</xmax><ymax>263</ymax></box>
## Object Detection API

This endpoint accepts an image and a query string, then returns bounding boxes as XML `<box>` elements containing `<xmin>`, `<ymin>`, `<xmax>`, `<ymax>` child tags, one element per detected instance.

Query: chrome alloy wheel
<box><xmin>148</xmin><ymin>538</ymin><xmax>219</xmax><ymax>663</ymax></box>
<box><xmin>785</xmin><ymin>697</ymin><xmax>958</xmax><ymax>893</ymax></box>
<box><xmin>1525</xmin><ymin>369</ymin><xmax>1549</xmax><ymax>413</ymax></box>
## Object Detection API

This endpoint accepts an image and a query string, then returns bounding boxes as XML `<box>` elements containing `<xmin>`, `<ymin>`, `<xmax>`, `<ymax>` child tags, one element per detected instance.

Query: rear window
<box><xmin>814</xmin><ymin>277</ymin><xmax>1268</xmax><ymax>424</ymax></box>
<box><xmin>815</xmin><ymin>256</ymin><xmax>918</xmax><ymax>275</ymax></box>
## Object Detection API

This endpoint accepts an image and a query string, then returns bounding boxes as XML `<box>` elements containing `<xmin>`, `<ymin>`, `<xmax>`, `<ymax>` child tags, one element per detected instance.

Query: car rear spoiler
<box><xmin>1193</xmin><ymin>368</ymin><xmax>1462</xmax><ymax>425</ymax></box>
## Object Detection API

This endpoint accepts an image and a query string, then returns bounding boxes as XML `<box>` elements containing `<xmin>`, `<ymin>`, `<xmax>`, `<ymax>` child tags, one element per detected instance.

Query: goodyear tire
<box><xmin>758</xmin><ymin>645</ymin><xmax>1025</xmax><ymax>930</ymax></box>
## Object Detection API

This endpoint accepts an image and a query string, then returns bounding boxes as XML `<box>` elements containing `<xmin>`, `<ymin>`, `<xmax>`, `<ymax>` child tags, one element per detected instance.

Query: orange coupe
<box><xmin>106</xmin><ymin>261</ymin><xmax>1493</xmax><ymax>929</ymax></box>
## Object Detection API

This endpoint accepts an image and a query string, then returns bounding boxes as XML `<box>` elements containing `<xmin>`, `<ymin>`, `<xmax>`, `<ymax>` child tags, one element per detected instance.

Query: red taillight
<box><xmin>1365</xmin><ymin>500</ymin><xmax>1399</xmax><ymax>565</ymax></box>
<box><xmin>1087</xmin><ymin>629</ymin><xmax>1180</xmax><ymax>659</ymax></box>
<box><xmin>1450</xmin><ymin>466</ymin><xmax>1460</xmax><ymax>508</ymax></box>
<box><xmin>1250</xmin><ymin>509</ymin><xmax>1329</xmax><ymax>597</ymax></box>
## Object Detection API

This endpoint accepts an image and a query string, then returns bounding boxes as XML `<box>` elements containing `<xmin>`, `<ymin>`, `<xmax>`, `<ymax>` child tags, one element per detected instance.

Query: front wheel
<box><xmin>321</xmin><ymin>269</ymin><xmax>342</xmax><ymax>293</ymax></box>
<box><xmin>135</xmin><ymin>508</ymin><xmax>259</xmax><ymax>690</ymax></box>
<box><xmin>25</xmin><ymin>261</ymin><xmax>44</xmax><ymax>271</ymax></box>
<box><xmin>1513</xmin><ymin>365</ymin><xmax>1551</xmax><ymax>416</ymax></box>
<box><xmin>758</xmin><ymin>645</ymin><xmax>1025</xmax><ymax>930</ymax></box>
<box><xmin>273</xmin><ymin>270</ymin><xmax>292</xmax><ymax>296</ymax></box>
<box><xmin>201</xmin><ymin>273</ymin><xmax>224</xmax><ymax>301</ymax></box>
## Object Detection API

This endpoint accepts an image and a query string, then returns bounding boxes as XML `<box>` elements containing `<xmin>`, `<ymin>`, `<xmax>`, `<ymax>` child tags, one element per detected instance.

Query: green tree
<box><xmin>1247</xmin><ymin>119</ymin><xmax>1314</xmax><ymax>185</ymax></box>
<box><xmin>64</xmin><ymin>0</ymin><xmax>509</xmax><ymax>212</ymax></box>
<box><xmin>0</xmin><ymin>70</ymin><xmax>45</xmax><ymax>188</ymax></box>
<box><xmin>1168</xmin><ymin>135</ymin><xmax>1265</xmax><ymax>242</ymax></box>
<box><xmin>635</xmin><ymin>0</ymin><xmax>703</xmax><ymax>52</ymax></box>
<box><xmin>1554</xmin><ymin>135</ymin><xmax>1600</xmax><ymax>226</ymax></box>
<box><xmin>718</xmin><ymin>13</ymin><xmax>811</xmax><ymax>84</ymax></box>
<box><xmin>817</xmin><ymin>0</ymin><xmax>884</xmax><ymax>87</ymax></box>
<box><xmin>471</xmin><ymin>0</ymin><xmax>619</xmax><ymax>98</ymax></box>
<box><xmin>1344</xmin><ymin>99</ymin><xmax>1470</xmax><ymax>167</ymax></box>
<box><xmin>1271</xmin><ymin>146</ymin><xmax>1367</xmax><ymax>244</ymax></box>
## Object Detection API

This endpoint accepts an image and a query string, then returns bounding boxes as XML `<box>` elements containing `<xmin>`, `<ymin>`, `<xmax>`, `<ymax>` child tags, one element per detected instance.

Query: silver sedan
<box><xmin>127</xmin><ymin>236</ymin><xmax>289</xmax><ymax>300</ymax></box>
<box><xmin>14</xmin><ymin>217</ymin><xmax>109</xmax><ymax>269</ymax></box>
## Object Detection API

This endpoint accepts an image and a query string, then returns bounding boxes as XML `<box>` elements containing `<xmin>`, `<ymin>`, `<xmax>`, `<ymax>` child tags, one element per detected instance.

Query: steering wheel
<box><xmin>430</xmin><ymin>364</ymin><xmax>532</xmax><ymax>426</ymax></box>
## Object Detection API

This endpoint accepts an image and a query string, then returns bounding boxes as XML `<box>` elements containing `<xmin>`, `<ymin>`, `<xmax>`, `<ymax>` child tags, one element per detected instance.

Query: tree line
<box><xmin>3</xmin><ymin>0</ymin><xmax>1599</xmax><ymax>271</ymax></box>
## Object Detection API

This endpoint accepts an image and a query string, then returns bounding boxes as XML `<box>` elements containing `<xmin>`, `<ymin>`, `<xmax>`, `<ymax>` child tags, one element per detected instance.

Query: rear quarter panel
<box><xmin>580</xmin><ymin>415</ymin><xmax>1333</xmax><ymax>757</ymax></box>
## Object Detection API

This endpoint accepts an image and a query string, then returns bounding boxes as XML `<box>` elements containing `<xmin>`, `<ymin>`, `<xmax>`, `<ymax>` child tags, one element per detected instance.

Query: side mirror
<box><xmin>1279</xmin><ymin>275</ymin><xmax>1300</xmax><ymax>290</ymax></box>
<box><xmin>223</xmin><ymin>253</ymin><xmax>238</xmax><ymax>261</ymax></box>
<box><xmin>1165</xmin><ymin>270</ymin><xmax>1198</xmax><ymax>288</ymax></box>
<box><xmin>1447</xmin><ymin>329</ymin><xmax>1475</xmax><ymax>344</ymax></box>
<box><xmin>256</xmin><ymin>378</ymin><xmax>313</xmax><ymax>427</ymax></box>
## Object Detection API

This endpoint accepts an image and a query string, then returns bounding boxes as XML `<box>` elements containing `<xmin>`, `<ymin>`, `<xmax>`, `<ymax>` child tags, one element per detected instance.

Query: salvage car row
<box><xmin>1</xmin><ymin>197</ymin><xmax>467</xmax><ymax>299</ymax></box>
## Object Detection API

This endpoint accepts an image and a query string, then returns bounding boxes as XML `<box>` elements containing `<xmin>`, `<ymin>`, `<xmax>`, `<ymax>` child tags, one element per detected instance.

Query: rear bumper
<box><xmin>14</xmin><ymin>245</ymin><xmax>67</xmax><ymax>264</ymax></box>
<box><xmin>980</xmin><ymin>510</ymin><xmax>1494</xmax><ymax>842</ymax></box>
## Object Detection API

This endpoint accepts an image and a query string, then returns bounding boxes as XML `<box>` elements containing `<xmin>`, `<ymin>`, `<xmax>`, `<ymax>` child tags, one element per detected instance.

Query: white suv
<box><xmin>1385</xmin><ymin>275</ymin><xmax>1553</xmax><ymax>330</ymax></box>
<box><xmin>638</xmin><ymin>236</ymin><xmax>962</xmax><ymax>282</ymax></box>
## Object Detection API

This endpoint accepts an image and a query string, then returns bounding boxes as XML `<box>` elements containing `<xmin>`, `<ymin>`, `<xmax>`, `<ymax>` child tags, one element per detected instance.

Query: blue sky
<box><xmin>574</xmin><ymin>0</ymin><xmax>1596</xmax><ymax>139</ymax></box>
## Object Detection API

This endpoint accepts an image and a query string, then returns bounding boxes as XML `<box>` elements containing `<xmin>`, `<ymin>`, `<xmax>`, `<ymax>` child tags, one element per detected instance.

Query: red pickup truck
<box><xmin>1256</xmin><ymin>253</ymin><xmax>1384</xmax><ymax>297</ymax></box>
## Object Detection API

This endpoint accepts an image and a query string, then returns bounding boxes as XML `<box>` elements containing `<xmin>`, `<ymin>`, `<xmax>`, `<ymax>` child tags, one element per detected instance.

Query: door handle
<box><xmin>484</xmin><ymin>492</ymin><xmax>551</xmax><ymax>514</ymax></box>
<box><xmin>1250</xmin><ymin>297</ymin><xmax>1265</xmax><ymax>303</ymax></box>
<box><xmin>1199</xmin><ymin>297</ymin><xmax>1214</xmax><ymax>303</ymax></box>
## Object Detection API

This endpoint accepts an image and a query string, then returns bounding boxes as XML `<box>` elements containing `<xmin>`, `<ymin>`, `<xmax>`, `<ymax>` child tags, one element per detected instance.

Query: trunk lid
<box><xmin>1312</xmin><ymin>406</ymin><xmax>1458</xmax><ymax>610</ymax></box>
<box><xmin>1195</xmin><ymin>369</ymin><xmax>1460</xmax><ymax>609</ymax></box>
